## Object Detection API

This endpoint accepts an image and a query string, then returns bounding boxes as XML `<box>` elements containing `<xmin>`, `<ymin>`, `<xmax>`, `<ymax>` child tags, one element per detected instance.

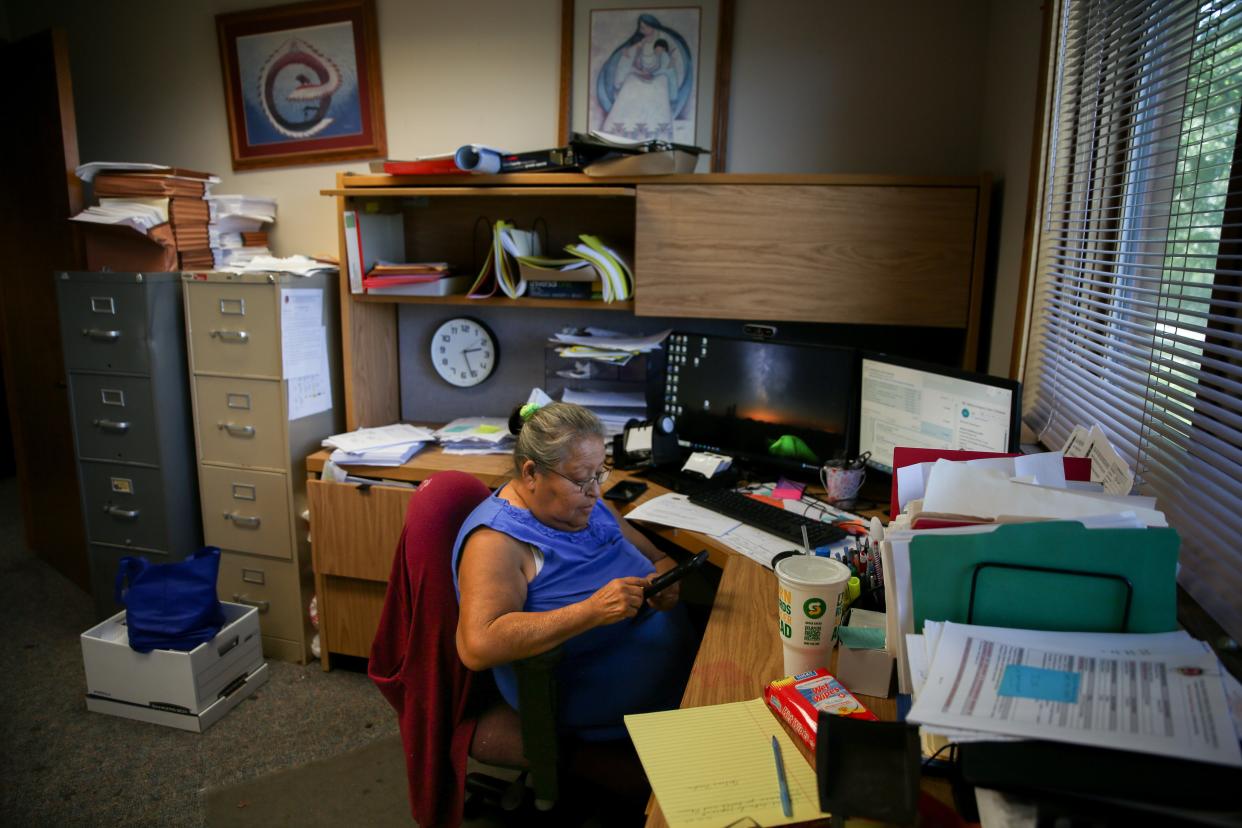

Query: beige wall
<box><xmin>6</xmin><ymin>0</ymin><xmax>1042</xmax><ymax>374</ymax></box>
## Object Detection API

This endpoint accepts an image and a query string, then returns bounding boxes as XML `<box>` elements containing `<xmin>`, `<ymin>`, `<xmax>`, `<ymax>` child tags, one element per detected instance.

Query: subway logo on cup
<box><xmin>778</xmin><ymin>586</ymin><xmax>793</xmax><ymax>639</ymax></box>
<box><xmin>803</xmin><ymin>597</ymin><xmax>828</xmax><ymax>619</ymax></box>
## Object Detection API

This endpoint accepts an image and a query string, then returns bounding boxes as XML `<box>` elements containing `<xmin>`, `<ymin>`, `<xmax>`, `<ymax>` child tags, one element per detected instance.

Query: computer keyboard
<box><xmin>688</xmin><ymin>488</ymin><xmax>846</xmax><ymax>548</ymax></box>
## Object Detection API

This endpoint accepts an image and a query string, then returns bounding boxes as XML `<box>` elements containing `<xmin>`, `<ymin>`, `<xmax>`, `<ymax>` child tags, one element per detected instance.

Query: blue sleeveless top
<box><xmin>452</xmin><ymin>493</ymin><xmax>692</xmax><ymax>741</ymax></box>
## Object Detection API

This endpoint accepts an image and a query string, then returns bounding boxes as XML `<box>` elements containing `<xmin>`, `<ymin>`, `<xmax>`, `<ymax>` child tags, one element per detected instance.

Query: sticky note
<box><xmin>443</xmin><ymin>425</ymin><xmax>471</xmax><ymax>433</ymax></box>
<box><xmin>476</xmin><ymin>424</ymin><xmax>501</xmax><ymax>434</ymax></box>
<box><xmin>998</xmin><ymin>664</ymin><xmax>1080</xmax><ymax>703</ymax></box>
<box><xmin>773</xmin><ymin>477</ymin><xmax>806</xmax><ymax>500</ymax></box>
<box><xmin>838</xmin><ymin>626</ymin><xmax>886</xmax><ymax>650</ymax></box>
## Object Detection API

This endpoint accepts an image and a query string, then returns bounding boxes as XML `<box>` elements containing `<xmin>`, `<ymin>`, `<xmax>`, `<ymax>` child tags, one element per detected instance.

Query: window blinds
<box><xmin>1025</xmin><ymin>0</ymin><xmax>1242</xmax><ymax>642</ymax></box>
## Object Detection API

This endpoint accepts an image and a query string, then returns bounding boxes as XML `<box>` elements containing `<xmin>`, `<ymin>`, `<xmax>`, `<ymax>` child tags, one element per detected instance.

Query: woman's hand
<box><xmin>587</xmin><ymin>576</ymin><xmax>648</xmax><ymax>625</ymax></box>
<box><xmin>645</xmin><ymin>557</ymin><xmax>681</xmax><ymax>611</ymax></box>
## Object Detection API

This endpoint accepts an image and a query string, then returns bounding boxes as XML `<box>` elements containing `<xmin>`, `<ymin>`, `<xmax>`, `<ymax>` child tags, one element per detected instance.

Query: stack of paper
<box><xmin>905</xmin><ymin>621</ymin><xmax>1241</xmax><ymax>767</ymax></box>
<box><xmin>433</xmin><ymin>418</ymin><xmax>514</xmax><ymax>455</ymax></box>
<box><xmin>70</xmin><ymin>197</ymin><xmax>169</xmax><ymax>233</ymax></box>
<box><xmin>322</xmin><ymin>423</ymin><xmax>435</xmax><ymax>466</ymax></box>
<box><xmin>564</xmin><ymin>235</ymin><xmax>633</xmax><ymax>302</ymax></box>
<box><xmin>234</xmin><ymin>254</ymin><xmax>337</xmax><ymax>277</ymax></box>
<box><xmin>560</xmin><ymin>388</ymin><xmax>646</xmax><ymax>438</ymax></box>
<box><xmin>208</xmin><ymin>194</ymin><xmax>276</xmax><ymax>271</ymax></box>
<box><xmin>549</xmin><ymin>327</ymin><xmax>670</xmax><ymax>367</ymax></box>
<box><xmin>466</xmin><ymin>220</ymin><xmax>534</xmax><ymax>299</ymax></box>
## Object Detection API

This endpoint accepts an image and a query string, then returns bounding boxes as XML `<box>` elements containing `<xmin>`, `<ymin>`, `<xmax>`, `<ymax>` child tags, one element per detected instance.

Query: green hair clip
<box><xmin>519</xmin><ymin>402</ymin><xmax>542</xmax><ymax>421</ymax></box>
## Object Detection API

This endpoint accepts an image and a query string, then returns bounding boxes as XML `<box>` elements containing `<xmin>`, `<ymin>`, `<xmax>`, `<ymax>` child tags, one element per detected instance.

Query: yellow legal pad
<box><xmin>624</xmin><ymin>698</ymin><xmax>823</xmax><ymax>827</ymax></box>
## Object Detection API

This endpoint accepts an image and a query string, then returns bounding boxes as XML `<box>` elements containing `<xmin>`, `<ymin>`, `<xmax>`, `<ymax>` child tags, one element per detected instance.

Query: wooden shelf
<box><xmin>354</xmin><ymin>294</ymin><xmax>633</xmax><ymax>311</ymax></box>
<box><xmin>322</xmin><ymin>186</ymin><xmax>636</xmax><ymax>198</ymax></box>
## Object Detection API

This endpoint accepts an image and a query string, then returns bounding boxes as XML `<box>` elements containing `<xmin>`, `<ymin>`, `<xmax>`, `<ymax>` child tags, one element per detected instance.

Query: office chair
<box><xmin>368</xmin><ymin>470</ymin><xmax>647</xmax><ymax>827</ymax></box>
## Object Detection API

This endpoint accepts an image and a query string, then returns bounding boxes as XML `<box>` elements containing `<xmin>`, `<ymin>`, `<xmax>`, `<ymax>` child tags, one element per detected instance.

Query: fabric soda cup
<box><xmin>774</xmin><ymin>555</ymin><xmax>851</xmax><ymax>677</ymax></box>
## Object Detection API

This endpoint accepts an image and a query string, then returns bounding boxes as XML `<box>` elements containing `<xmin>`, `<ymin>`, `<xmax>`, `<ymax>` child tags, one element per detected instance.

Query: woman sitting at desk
<box><xmin>453</xmin><ymin>402</ymin><xmax>692</xmax><ymax>740</ymax></box>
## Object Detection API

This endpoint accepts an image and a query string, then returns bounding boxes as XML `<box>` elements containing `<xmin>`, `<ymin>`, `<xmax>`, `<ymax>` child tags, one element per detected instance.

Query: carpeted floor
<box><xmin>0</xmin><ymin>475</ymin><xmax>405</xmax><ymax>827</ymax></box>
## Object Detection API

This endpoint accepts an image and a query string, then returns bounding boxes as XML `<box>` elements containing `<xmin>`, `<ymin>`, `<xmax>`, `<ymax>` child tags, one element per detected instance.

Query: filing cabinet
<box><xmin>183</xmin><ymin>271</ymin><xmax>341</xmax><ymax>663</ymax></box>
<box><xmin>54</xmin><ymin>272</ymin><xmax>202</xmax><ymax>619</ymax></box>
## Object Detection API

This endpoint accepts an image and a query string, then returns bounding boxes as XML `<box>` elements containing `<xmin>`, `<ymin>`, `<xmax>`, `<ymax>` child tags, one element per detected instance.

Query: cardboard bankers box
<box><xmin>81</xmin><ymin>222</ymin><xmax>178</xmax><ymax>272</ymax></box>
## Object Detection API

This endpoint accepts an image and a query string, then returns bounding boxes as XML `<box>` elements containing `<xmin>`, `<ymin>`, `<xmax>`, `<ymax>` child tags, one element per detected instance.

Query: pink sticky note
<box><xmin>773</xmin><ymin>477</ymin><xmax>806</xmax><ymax>500</ymax></box>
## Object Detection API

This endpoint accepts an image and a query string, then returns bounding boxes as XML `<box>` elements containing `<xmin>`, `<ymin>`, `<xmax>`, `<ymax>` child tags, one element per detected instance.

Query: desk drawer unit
<box><xmin>56</xmin><ymin>272</ymin><xmax>202</xmax><ymax>619</ymax></box>
<box><xmin>307</xmin><ymin>479</ymin><xmax>414</xmax><ymax>665</ymax></box>
<box><xmin>184</xmin><ymin>271</ymin><xmax>341</xmax><ymax>664</ymax></box>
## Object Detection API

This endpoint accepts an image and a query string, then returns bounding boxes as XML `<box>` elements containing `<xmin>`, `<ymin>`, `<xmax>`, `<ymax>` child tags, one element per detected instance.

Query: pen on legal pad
<box><xmin>771</xmin><ymin>735</ymin><xmax>793</xmax><ymax>817</ymax></box>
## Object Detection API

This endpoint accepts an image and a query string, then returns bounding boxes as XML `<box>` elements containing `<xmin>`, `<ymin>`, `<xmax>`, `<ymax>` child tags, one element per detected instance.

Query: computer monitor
<box><xmin>857</xmin><ymin>352</ymin><xmax>1021</xmax><ymax>474</ymax></box>
<box><xmin>661</xmin><ymin>333</ymin><xmax>856</xmax><ymax>471</ymax></box>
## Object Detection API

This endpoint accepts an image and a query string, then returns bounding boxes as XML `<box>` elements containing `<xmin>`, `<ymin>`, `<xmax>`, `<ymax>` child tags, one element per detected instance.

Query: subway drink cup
<box><xmin>774</xmin><ymin>556</ymin><xmax>851</xmax><ymax>677</ymax></box>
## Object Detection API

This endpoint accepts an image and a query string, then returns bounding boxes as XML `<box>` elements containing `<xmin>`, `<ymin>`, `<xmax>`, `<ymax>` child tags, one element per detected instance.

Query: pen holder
<box><xmin>823</xmin><ymin>466</ymin><xmax>865</xmax><ymax>503</ymax></box>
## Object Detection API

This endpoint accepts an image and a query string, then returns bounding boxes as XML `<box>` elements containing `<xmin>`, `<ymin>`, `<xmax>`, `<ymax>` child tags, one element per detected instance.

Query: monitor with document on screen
<box><xmin>857</xmin><ymin>353</ymin><xmax>1021</xmax><ymax>474</ymax></box>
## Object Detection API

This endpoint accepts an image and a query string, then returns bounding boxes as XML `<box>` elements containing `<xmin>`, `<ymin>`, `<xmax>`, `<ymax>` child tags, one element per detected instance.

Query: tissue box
<box><xmin>81</xmin><ymin>601</ymin><xmax>266</xmax><ymax>732</ymax></box>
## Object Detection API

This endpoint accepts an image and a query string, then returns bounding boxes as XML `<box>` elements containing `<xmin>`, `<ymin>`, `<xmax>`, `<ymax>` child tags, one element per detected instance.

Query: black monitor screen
<box><xmin>661</xmin><ymin>333</ymin><xmax>856</xmax><ymax>468</ymax></box>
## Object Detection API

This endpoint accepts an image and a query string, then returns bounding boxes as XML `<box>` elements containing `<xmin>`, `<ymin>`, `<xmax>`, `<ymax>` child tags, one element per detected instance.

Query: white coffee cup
<box><xmin>774</xmin><ymin>556</ymin><xmax>851</xmax><ymax>677</ymax></box>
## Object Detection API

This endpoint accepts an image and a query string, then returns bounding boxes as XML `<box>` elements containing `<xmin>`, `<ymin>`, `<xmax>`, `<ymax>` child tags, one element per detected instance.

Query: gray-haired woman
<box><xmin>452</xmin><ymin>402</ymin><xmax>692</xmax><ymax>741</ymax></box>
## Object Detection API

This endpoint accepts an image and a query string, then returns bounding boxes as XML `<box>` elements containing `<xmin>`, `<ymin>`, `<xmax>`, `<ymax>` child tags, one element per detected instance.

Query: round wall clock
<box><xmin>430</xmin><ymin>317</ymin><xmax>498</xmax><ymax>387</ymax></box>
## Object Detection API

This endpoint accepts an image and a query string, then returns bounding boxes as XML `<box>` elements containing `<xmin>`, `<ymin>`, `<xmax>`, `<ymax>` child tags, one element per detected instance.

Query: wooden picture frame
<box><xmin>216</xmin><ymin>0</ymin><xmax>387</xmax><ymax>171</ymax></box>
<box><xmin>558</xmin><ymin>0</ymin><xmax>734</xmax><ymax>172</ymax></box>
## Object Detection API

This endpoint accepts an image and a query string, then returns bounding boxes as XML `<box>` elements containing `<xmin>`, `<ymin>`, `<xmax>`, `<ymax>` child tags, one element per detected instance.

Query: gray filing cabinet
<box><xmin>182</xmin><ymin>271</ymin><xmax>341</xmax><ymax>664</ymax></box>
<box><xmin>54</xmin><ymin>271</ymin><xmax>202</xmax><ymax>619</ymax></box>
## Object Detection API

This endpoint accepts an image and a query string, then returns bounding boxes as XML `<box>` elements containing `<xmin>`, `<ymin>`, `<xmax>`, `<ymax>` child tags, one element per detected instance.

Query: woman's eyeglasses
<box><xmin>545</xmin><ymin>465</ymin><xmax>612</xmax><ymax>495</ymax></box>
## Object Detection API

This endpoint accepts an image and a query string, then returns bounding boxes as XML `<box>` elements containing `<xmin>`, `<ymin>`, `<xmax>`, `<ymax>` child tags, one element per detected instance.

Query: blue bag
<box><xmin>114</xmin><ymin>547</ymin><xmax>227</xmax><ymax>653</ymax></box>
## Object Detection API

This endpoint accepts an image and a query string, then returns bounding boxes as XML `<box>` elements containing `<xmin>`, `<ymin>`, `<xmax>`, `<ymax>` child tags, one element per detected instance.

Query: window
<box><xmin>1023</xmin><ymin>0</ymin><xmax>1242</xmax><ymax>642</ymax></box>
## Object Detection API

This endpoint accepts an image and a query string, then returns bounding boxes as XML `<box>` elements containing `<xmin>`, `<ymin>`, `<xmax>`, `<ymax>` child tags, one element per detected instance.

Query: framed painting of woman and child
<box><xmin>558</xmin><ymin>1</ymin><xmax>734</xmax><ymax>171</ymax></box>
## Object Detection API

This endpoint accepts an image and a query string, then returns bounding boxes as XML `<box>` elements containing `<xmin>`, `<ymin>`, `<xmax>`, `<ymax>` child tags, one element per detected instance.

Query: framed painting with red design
<box><xmin>216</xmin><ymin>0</ymin><xmax>387</xmax><ymax>170</ymax></box>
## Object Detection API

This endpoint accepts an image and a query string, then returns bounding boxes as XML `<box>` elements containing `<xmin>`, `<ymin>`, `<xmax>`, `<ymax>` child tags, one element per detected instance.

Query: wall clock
<box><xmin>430</xmin><ymin>317</ymin><xmax>498</xmax><ymax>387</ymax></box>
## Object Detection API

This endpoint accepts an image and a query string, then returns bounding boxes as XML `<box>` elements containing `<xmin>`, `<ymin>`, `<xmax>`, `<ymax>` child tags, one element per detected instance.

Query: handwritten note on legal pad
<box><xmin>624</xmin><ymin>698</ymin><xmax>823</xmax><ymax>827</ymax></box>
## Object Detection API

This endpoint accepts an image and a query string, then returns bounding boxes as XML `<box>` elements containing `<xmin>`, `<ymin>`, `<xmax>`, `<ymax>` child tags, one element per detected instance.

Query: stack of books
<box><xmin>208</xmin><ymin>194</ymin><xmax>276</xmax><ymax>271</ymax></box>
<box><xmin>89</xmin><ymin>166</ymin><xmax>217</xmax><ymax>270</ymax></box>
<box><xmin>362</xmin><ymin>262</ymin><xmax>471</xmax><ymax>296</ymax></box>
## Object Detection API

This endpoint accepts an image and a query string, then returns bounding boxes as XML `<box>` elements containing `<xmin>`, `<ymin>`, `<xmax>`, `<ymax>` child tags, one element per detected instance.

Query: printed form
<box><xmin>907</xmin><ymin>622</ymin><xmax>1241</xmax><ymax>767</ymax></box>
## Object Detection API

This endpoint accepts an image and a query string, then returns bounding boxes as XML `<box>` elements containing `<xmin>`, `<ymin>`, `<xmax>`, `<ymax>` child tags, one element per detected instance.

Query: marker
<box><xmin>771</xmin><ymin>735</ymin><xmax>792</xmax><ymax>817</ymax></box>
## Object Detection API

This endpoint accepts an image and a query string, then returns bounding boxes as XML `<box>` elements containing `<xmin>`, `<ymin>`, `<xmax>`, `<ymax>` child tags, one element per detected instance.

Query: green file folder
<box><xmin>909</xmin><ymin>522</ymin><xmax>1179</xmax><ymax>634</ymax></box>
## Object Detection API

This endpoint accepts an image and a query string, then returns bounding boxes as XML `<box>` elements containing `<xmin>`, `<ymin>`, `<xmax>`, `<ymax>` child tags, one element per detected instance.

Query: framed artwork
<box><xmin>216</xmin><ymin>0</ymin><xmax>387</xmax><ymax>170</ymax></box>
<box><xmin>558</xmin><ymin>0</ymin><xmax>734</xmax><ymax>171</ymax></box>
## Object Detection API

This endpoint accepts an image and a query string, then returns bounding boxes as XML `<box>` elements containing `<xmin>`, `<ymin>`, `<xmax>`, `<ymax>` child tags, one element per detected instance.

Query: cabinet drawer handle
<box><xmin>218</xmin><ymin>422</ymin><xmax>255</xmax><ymax>438</ymax></box>
<box><xmin>224</xmin><ymin>511</ymin><xmax>261</xmax><ymax>529</ymax></box>
<box><xmin>92</xmin><ymin>418</ymin><xmax>130</xmax><ymax>433</ymax></box>
<box><xmin>231</xmin><ymin>594</ymin><xmax>270</xmax><ymax>613</ymax></box>
<box><xmin>82</xmin><ymin>328</ymin><xmax>121</xmax><ymax>342</ymax></box>
<box><xmin>103</xmin><ymin>504</ymin><xmax>139</xmax><ymax>520</ymax></box>
<box><xmin>210</xmin><ymin>329</ymin><xmax>249</xmax><ymax>343</ymax></box>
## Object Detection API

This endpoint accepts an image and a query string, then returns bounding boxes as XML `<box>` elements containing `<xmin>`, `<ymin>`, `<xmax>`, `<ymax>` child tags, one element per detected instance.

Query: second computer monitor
<box><xmin>662</xmin><ymin>333</ymin><xmax>856</xmax><ymax>468</ymax></box>
<box><xmin>857</xmin><ymin>352</ymin><xmax>1021</xmax><ymax>473</ymax></box>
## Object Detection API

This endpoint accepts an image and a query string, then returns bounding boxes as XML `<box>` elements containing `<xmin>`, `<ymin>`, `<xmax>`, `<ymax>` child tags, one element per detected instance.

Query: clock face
<box><xmin>430</xmin><ymin>317</ymin><xmax>498</xmax><ymax>387</ymax></box>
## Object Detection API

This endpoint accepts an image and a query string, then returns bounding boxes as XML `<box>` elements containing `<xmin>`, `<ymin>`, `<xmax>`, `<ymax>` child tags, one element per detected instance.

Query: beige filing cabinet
<box><xmin>183</xmin><ymin>271</ymin><xmax>342</xmax><ymax>663</ymax></box>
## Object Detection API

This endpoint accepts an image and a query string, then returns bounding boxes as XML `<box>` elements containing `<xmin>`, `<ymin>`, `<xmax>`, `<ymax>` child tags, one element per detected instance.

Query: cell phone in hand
<box><xmin>643</xmin><ymin>550</ymin><xmax>709</xmax><ymax>599</ymax></box>
<box><xmin>604</xmin><ymin>480</ymin><xmax>648</xmax><ymax>503</ymax></box>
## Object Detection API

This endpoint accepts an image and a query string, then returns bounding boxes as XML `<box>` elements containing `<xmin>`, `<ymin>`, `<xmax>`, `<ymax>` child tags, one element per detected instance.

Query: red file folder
<box><xmin>890</xmin><ymin>448</ymin><xmax>1092</xmax><ymax>520</ymax></box>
